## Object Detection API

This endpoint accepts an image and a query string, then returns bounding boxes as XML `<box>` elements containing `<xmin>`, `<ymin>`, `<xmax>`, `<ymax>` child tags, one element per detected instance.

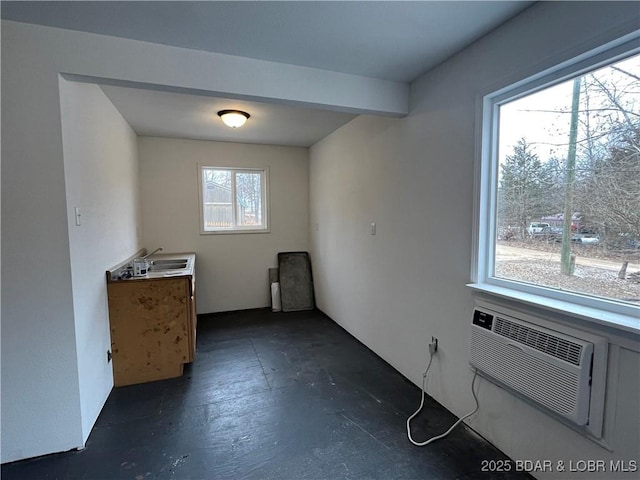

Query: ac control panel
<box><xmin>472</xmin><ymin>309</ymin><xmax>493</xmax><ymax>330</ymax></box>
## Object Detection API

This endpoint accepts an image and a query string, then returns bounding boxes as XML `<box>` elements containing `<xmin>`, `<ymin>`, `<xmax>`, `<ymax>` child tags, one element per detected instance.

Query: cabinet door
<box><xmin>108</xmin><ymin>278</ymin><xmax>190</xmax><ymax>386</ymax></box>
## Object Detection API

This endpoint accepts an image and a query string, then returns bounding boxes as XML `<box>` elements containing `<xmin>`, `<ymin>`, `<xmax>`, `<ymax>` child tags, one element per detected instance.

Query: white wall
<box><xmin>2</xmin><ymin>32</ymin><xmax>83</xmax><ymax>464</ymax></box>
<box><xmin>138</xmin><ymin>137</ymin><xmax>309</xmax><ymax>313</ymax></box>
<box><xmin>59</xmin><ymin>80</ymin><xmax>141</xmax><ymax>442</ymax></box>
<box><xmin>309</xmin><ymin>2</ymin><xmax>639</xmax><ymax>479</ymax></box>
<box><xmin>1</xmin><ymin>51</ymin><xmax>143</xmax><ymax>463</ymax></box>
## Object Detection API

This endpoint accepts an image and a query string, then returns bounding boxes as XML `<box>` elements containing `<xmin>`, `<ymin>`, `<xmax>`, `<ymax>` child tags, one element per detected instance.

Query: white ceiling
<box><xmin>2</xmin><ymin>1</ymin><xmax>533</xmax><ymax>147</ymax></box>
<box><xmin>99</xmin><ymin>85</ymin><xmax>358</xmax><ymax>147</ymax></box>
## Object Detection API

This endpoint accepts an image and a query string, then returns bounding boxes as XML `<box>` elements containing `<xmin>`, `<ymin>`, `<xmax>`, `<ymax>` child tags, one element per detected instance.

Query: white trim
<box><xmin>471</xmin><ymin>32</ymin><xmax>640</xmax><ymax>332</ymax></box>
<box><xmin>468</xmin><ymin>283</ymin><xmax>639</xmax><ymax>340</ymax></box>
<box><xmin>198</xmin><ymin>165</ymin><xmax>270</xmax><ymax>235</ymax></box>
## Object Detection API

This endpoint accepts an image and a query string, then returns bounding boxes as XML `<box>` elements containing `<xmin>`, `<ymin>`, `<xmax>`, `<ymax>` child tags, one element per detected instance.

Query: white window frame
<box><xmin>198</xmin><ymin>165</ymin><xmax>270</xmax><ymax>234</ymax></box>
<box><xmin>470</xmin><ymin>33</ymin><xmax>640</xmax><ymax>334</ymax></box>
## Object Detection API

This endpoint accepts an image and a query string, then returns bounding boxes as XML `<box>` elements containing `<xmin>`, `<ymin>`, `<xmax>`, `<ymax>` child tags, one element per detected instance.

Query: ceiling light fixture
<box><xmin>218</xmin><ymin>110</ymin><xmax>250</xmax><ymax>128</ymax></box>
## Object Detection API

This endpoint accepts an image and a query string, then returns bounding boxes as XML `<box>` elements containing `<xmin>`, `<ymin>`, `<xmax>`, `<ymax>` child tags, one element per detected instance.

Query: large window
<box><xmin>199</xmin><ymin>166</ymin><xmax>268</xmax><ymax>233</ymax></box>
<box><xmin>474</xmin><ymin>35</ymin><xmax>639</xmax><ymax>327</ymax></box>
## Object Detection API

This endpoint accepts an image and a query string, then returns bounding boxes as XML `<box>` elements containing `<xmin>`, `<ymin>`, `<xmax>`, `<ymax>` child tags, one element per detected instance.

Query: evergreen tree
<box><xmin>498</xmin><ymin>139</ymin><xmax>549</xmax><ymax>238</ymax></box>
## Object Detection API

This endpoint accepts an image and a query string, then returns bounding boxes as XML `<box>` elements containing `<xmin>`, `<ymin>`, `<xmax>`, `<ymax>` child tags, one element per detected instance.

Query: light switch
<box><xmin>74</xmin><ymin>207</ymin><xmax>81</xmax><ymax>226</ymax></box>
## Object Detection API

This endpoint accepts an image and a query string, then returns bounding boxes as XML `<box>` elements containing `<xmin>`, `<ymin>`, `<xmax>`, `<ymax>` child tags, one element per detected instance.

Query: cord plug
<box><xmin>429</xmin><ymin>337</ymin><xmax>438</xmax><ymax>355</ymax></box>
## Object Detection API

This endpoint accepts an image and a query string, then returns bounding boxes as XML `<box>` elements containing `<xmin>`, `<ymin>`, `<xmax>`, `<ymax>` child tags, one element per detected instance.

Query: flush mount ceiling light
<box><xmin>217</xmin><ymin>110</ymin><xmax>250</xmax><ymax>128</ymax></box>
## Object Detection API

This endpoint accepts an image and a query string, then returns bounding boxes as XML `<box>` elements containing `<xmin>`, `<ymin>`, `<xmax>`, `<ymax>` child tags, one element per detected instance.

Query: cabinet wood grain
<box><xmin>107</xmin><ymin>267</ymin><xmax>196</xmax><ymax>386</ymax></box>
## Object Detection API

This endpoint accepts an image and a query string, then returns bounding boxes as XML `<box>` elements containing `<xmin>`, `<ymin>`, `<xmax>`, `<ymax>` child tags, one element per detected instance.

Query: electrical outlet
<box><xmin>429</xmin><ymin>337</ymin><xmax>438</xmax><ymax>354</ymax></box>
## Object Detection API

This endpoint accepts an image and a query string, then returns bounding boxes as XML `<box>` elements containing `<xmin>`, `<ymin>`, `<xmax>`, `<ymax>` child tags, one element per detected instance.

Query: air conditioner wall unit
<box><xmin>470</xmin><ymin>301</ymin><xmax>608</xmax><ymax>436</ymax></box>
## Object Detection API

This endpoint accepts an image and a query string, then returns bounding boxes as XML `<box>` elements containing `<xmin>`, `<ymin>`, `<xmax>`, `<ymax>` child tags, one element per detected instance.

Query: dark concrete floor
<box><xmin>2</xmin><ymin>309</ymin><xmax>532</xmax><ymax>480</ymax></box>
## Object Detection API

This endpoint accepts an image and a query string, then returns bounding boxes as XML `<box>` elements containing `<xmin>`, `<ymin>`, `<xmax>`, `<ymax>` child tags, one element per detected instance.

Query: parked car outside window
<box><xmin>573</xmin><ymin>234</ymin><xmax>600</xmax><ymax>245</ymax></box>
<box><xmin>535</xmin><ymin>225</ymin><xmax>563</xmax><ymax>241</ymax></box>
<box><xmin>536</xmin><ymin>226</ymin><xmax>601</xmax><ymax>244</ymax></box>
<box><xmin>527</xmin><ymin>222</ymin><xmax>550</xmax><ymax>236</ymax></box>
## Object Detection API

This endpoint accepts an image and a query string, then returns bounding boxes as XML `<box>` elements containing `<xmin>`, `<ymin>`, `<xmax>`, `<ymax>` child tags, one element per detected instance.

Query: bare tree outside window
<box><xmin>494</xmin><ymin>53</ymin><xmax>640</xmax><ymax>305</ymax></box>
<box><xmin>236</xmin><ymin>172</ymin><xmax>263</xmax><ymax>227</ymax></box>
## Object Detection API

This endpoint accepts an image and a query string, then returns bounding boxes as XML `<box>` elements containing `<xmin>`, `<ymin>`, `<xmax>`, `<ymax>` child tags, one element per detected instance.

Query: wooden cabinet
<box><xmin>187</xmin><ymin>275</ymin><xmax>197</xmax><ymax>363</ymax></box>
<box><xmin>106</xmin><ymin>254</ymin><xmax>197</xmax><ymax>387</ymax></box>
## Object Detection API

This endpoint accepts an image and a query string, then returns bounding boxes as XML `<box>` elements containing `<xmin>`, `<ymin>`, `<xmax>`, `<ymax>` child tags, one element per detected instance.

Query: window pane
<box><xmin>235</xmin><ymin>172</ymin><xmax>263</xmax><ymax>227</ymax></box>
<box><xmin>494</xmin><ymin>54</ymin><xmax>640</xmax><ymax>306</ymax></box>
<box><xmin>200</xmin><ymin>167</ymin><xmax>267</xmax><ymax>233</ymax></box>
<box><xmin>203</xmin><ymin>169</ymin><xmax>232</xmax><ymax>229</ymax></box>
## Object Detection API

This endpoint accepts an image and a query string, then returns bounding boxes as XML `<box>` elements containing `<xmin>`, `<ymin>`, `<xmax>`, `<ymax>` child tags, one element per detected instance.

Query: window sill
<box><xmin>467</xmin><ymin>282</ymin><xmax>639</xmax><ymax>336</ymax></box>
<box><xmin>200</xmin><ymin>228</ymin><xmax>270</xmax><ymax>235</ymax></box>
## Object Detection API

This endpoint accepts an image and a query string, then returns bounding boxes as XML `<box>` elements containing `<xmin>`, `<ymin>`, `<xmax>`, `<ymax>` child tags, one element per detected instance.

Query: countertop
<box><xmin>107</xmin><ymin>251</ymin><xmax>195</xmax><ymax>282</ymax></box>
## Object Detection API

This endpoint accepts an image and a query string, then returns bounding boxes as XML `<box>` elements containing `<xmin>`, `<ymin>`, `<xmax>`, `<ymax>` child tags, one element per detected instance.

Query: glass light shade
<box><xmin>218</xmin><ymin>110</ymin><xmax>250</xmax><ymax>128</ymax></box>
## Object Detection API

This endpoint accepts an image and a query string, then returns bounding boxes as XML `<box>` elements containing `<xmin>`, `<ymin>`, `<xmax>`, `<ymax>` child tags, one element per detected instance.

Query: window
<box><xmin>473</xmin><ymin>35</ymin><xmax>640</xmax><ymax>327</ymax></box>
<box><xmin>199</xmin><ymin>166</ymin><xmax>268</xmax><ymax>233</ymax></box>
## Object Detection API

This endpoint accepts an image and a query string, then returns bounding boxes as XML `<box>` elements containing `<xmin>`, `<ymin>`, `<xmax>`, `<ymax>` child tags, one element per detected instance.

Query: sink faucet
<box><xmin>143</xmin><ymin>247</ymin><xmax>163</xmax><ymax>259</ymax></box>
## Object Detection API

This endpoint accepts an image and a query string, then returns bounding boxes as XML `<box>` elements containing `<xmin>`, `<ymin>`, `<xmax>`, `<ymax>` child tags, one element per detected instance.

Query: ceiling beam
<box><xmin>8</xmin><ymin>20</ymin><xmax>409</xmax><ymax>117</ymax></box>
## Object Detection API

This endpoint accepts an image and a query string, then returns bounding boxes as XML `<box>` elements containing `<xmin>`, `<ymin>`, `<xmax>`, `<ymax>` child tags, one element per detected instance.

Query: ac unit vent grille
<box><xmin>470</xmin><ymin>330</ymin><xmax>580</xmax><ymax>416</ymax></box>
<box><xmin>494</xmin><ymin>317</ymin><xmax>582</xmax><ymax>366</ymax></box>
